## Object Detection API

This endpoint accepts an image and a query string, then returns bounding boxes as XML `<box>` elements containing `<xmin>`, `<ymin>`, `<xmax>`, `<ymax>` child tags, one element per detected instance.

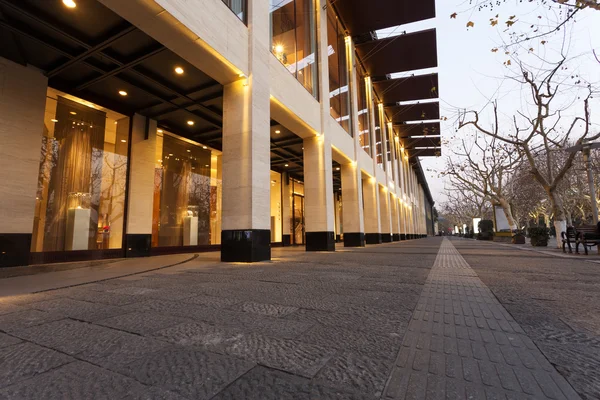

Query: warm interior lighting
<box><xmin>336</xmin><ymin>167</ymin><xmax>340</xmax><ymax>171</ymax></box>
<box><xmin>275</xmin><ymin>44</ymin><xmax>284</xmax><ymax>54</ymax></box>
<box><xmin>202</xmin><ymin>146</ymin><xmax>208</xmax><ymax>149</ymax></box>
<box><xmin>275</xmin><ymin>130</ymin><xmax>281</xmax><ymax>134</ymax></box>
<box><xmin>239</xmin><ymin>73</ymin><xmax>247</xmax><ymax>78</ymax></box>
<box><xmin>120</xmin><ymin>139</ymin><xmax>127</xmax><ymax>143</ymax></box>
<box><xmin>187</xmin><ymin>149</ymin><xmax>191</xmax><ymax>152</ymax></box>
<box><xmin>284</xmin><ymin>164</ymin><xmax>289</xmax><ymax>167</ymax></box>
<box><xmin>187</xmin><ymin>121</ymin><xmax>194</xmax><ymax>126</ymax></box>
<box><xmin>51</xmin><ymin>119</ymin><xmax>58</xmax><ymax>123</ymax></box>
<box><xmin>175</xmin><ymin>67</ymin><xmax>184</xmax><ymax>75</ymax></box>
<box><xmin>157</xmin><ymin>129</ymin><xmax>163</xmax><ymax>133</ymax></box>
<box><xmin>118</xmin><ymin>90</ymin><xmax>128</xmax><ymax>96</ymax></box>
<box><xmin>62</xmin><ymin>0</ymin><xmax>76</xmax><ymax>8</ymax></box>
<box><xmin>70</xmin><ymin>111</ymin><xmax>76</xmax><ymax>115</ymax></box>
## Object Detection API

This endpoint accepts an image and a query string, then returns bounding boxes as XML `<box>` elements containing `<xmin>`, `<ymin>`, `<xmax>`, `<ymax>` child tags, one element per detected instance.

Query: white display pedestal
<box><xmin>183</xmin><ymin>216</ymin><xmax>198</xmax><ymax>246</ymax></box>
<box><xmin>66</xmin><ymin>208</ymin><xmax>91</xmax><ymax>251</ymax></box>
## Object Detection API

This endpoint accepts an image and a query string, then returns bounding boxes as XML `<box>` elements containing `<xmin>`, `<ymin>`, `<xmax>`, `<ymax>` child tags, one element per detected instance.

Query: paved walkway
<box><xmin>383</xmin><ymin>239</ymin><xmax>580</xmax><ymax>399</ymax></box>
<box><xmin>0</xmin><ymin>238</ymin><xmax>593</xmax><ymax>399</ymax></box>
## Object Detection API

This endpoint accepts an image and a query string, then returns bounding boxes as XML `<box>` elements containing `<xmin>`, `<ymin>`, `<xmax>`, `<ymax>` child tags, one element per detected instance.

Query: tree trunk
<box><xmin>498</xmin><ymin>198</ymin><xmax>517</xmax><ymax>230</ymax></box>
<box><xmin>548</xmin><ymin>190</ymin><xmax>566</xmax><ymax>248</ymax></box>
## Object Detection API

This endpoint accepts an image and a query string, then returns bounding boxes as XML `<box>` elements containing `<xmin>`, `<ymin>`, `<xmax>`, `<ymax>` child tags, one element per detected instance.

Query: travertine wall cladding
<box><xmin>0</xmin><ymin>58</ymin><xmax>47</xmax><ymax>234</ymax></box>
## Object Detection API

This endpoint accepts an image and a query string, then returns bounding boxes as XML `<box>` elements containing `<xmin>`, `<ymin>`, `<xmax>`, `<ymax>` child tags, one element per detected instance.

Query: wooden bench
<box><xmin>576</xmin><ymin>224</ymin><xmax>600</xmax><ymax>255</ymax></box>
<box><xmin>561</xmin><ymin>226</ymin><xmax>577</xmax><ymax>253</ymax></box>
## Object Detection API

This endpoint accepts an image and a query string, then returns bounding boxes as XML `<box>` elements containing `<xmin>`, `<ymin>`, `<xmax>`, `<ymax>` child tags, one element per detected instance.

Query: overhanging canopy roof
<box><xmin>334</xmin><ymin>0</ymin><xmax>436</xmax><ymax>37</ymax></box>
<box><xmin>403</xmin><ymin>136</ymin><xmax>441</xmax><ymax>149</ymax></box>
<box><xmin>355</xmin><ymin>29</ymin><xmax>437</xmax><ymax>77</ymax></box>
<box><xmin>386</xmin><ymin>102</ymin><xmax>440</xmax><ymax>123</ymax></box>
<box><xmin>396</xmin><ymin>122</ymin><xmax>441</xmax><ymax>138</ymax></box>
<box><xmin>373</xmin><ymin>74</ymin><xmax>439</xmax><ymax>104</ymax></box>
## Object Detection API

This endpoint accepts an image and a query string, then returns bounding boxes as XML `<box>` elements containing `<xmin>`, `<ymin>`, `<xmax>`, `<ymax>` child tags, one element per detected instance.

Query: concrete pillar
<box><xmin>124</xmin><ymin>114</ymin><xmax>157</xmax><ymax>257</ymax></box>
<box><xmin>281</xmin><ymin>173</ymin><xmax>292</xmax><ymax>245</ymax></box>
<box><xmin>341</xmin><ymin>163</ymin><xmax>365</xmax><ymax>247</ymax></box>
<box><xmin>304</xmin><ymin>135</ymin><xmax>335</xmax><ymax>251</ymax></box>
<box><xmin>221</xmin><ymin>0</ymin><xmax>271</xmax><ymax>262</ymax></box>
<box><xmin>0</xmin><ymin>58</ymin><xmax>47</xmax><ymax>267</ymax></box>
<box><xmin>379</xmin><ymin>185</ymin><xmax>392</xmax><ymax>242</ymax></box>
<box><xmin>391</xmin><ymin>194</ymin><xmax>401</xmax><ymax>241</ymax></box>
<box><xmin>363</xmin><ymin>177</ymin><xmax>382</xmax><ymax>244</ymax></box>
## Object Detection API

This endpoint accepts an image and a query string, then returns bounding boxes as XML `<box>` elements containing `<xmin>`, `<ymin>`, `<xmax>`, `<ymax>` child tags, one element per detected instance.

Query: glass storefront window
<box><xmin>270</xmin><ymin>171</ymin><xmax>282</xmax><ymax>243</ymax></box>
<box><xmin>32</xmin><ymin>89</ymin><xmax>129</xmax><ymax>252</ymax></box>
<box><xmin>270</xmin><ymin>0</ymin><xmax>319</xmax><ymax>98</ymax></box>
<box><xmin>374</xmin><ymin>96</ymin><xmax>384</xmax><ymax>170</ymax></box>
<box><xmin>327</xmin><ymin>8</ymin><xmax>352</xmax><ymax>135</ymax></box>
<box><xmin>152</xmin><ymin>130</ymin><xmax>222</xmax><ymax>247</ymax></box>
<box><xmin>221</xmin><ymin>0</ymin><xmax>246</xmax><ymax>23</ymax></box>
<box><xmin>386</xmin><ymin>127</ymin><xmax>394</xmax><ymax>176</ymax></box>
<box><xmin>357</xmin><ymin>68</ymin><xmax>370</xmax><ymax>155</ymax></box>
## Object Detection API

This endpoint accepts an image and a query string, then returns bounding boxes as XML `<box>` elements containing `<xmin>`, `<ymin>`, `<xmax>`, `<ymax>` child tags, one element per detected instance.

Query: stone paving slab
<box><xmin>383</xmin><ymin>238</ymin><xmax>581</xmax><ymax>400</ymax></box>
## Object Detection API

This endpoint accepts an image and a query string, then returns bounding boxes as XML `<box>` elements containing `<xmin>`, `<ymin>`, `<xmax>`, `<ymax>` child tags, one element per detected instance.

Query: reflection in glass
<box><xmin>270</xmin><ymin>0</ymin><xmax>318</xmax><ymax>98</ymax></box>
<box><xmin>357</xmin><ymin>68</ymin><xmax>370</xmax><ymax>155</ymax></box>
<box><xmin>152</xmin><ymin>131</ymin><xmax>222</xmax><ymax>247</ymax></box>
<box><xmin>374</xmin><ymin>97</ymin><xmax>384</xmax><ymax>170</ymax></box>
<box><xmin>221</xmin><ymin>0</ymin><xmax>246</xmax><ymax>23</ymax></box>
<box><xmin>32</xmin><ymin>89</ymin><xmax>129</xmax><ymax>252</ymax></box>
<box><xmin>327</xmin><ymin>7</ymin><xmax>351</xmax><ymax>134</ymax></box>
<box><xmin>291</xmin><ymin>180</ymin><xmax>305</xmax><ymax>245</ymax></box>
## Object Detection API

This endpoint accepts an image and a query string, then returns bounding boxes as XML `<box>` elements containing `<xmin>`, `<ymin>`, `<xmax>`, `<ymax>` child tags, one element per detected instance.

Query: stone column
<box><xmin>304</xmin><ymin>135</ymin><xmax>335</xmax><ymax>251</ymax></box>
<box><xmin>341</xmin><ymin>162</ymin><xmax>365</xmax><ymax>247</ymax></box>
<box><xmin>0</xmin><ymin>58</ymin><xmax>47</xmax><ymax>267</ymax></box>
<box><xmin>124</xmin><ymin>114</ymin><xmax>157</xmax><ymax>257</ymax></box>
<box><xmin>379</xmin><ymin>185</ymin><xmax>392</xmax><ymax>242</ymax></box>
<box><xmin>363</xmin><ymin>177</ymin><xmax>382</xmax><ymax>244</ymax></box>
<box><xmin>221</xmin><ymin>0</ymin><xmax>271</xmax><ymax>262</ymax></box>
<box><xmin>281</xmin><ymin>172</ymin><xmax>292</xmax><ymax>246</ymax></box>
<box><xmin>390</xmin><ymin>193</ymin><xmax>401</xmax><ymax>241</ymax></box>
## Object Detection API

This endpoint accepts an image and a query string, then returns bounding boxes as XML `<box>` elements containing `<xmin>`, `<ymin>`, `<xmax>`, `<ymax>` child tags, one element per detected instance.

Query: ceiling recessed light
<box><xmin>51</xmin><ymin>119</ymin><xmax>58</xmax><ymax>123</ymax></box>
<box><xmin>157</xmin><ymin>129</ymin><xmax>163</xmax><ymax>133</ymax></box>
<box><xmin>187</xmin><ymin>149</ymin><xmax>191</xmax><ymax>152</ymax></box>
<box><xmin>284</xmin><ymin>164</ymin><xmax>289</xmax><ymax>167</ymax></box>
<box><xmin>70</xmin><ymin>111</ymin><xmax>76</xmax><ymax>115</ymax></box>
<box><xmin>205</xmin><ymin>164</ymin><xmax>209</xmax><ymax>167</ymax></box>
<box><xmin>169</xmin><ymin>153</ymin><xmax>173</xmax><ymax>156</ymax></box>
<box><xmin>187</xmin><ymin>120</ymin><xmax>194</xmax><ymax>126</ymax></box>
<box><xmin>175</xmin><ymin>66</ymin><xmax>184</xmax><ymax>75</ymax></box>
<box><xmin>118</xmin><ymin>90</ymin><xmax>128</xmax><ymax>96</ymax></box>
<box><xmin>275</xmin><ymin>130</ymin><xmax>281</xmax><ymax>134</ymax></box>
<box><xmin>202</xmin><ymin>146</ymin><xmax>208</xmax><ymax>149</ymax></box>
<box><xmin>336</xmin><ymin>167</ymin><xmax>340</xmax><ymax>171</ymax></box>
<box><xmin>62</xmin><ymin>0</ymin><xmax>76</xmax><ymax>8</ymax></box>
<box><xmin>120</xmin><ymin>139</ymin><xmax>127</xmax><ymax>143</ymax></box>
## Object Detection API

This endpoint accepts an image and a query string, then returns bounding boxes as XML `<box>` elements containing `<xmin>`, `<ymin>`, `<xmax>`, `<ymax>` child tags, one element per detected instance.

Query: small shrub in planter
<box><xmin>477</xmin><ymin>220</ymin><xmax>494</xmax><ymax>241</ymax></box>
<box><xmin>528</xmin><ymin>226</ymin><xmax>549</xmax><ymax>247</ymax></box>
<box><xmin>512</xmin><ymin>230</ymin><xmax>526</xmax><ymax>244</ymax></box>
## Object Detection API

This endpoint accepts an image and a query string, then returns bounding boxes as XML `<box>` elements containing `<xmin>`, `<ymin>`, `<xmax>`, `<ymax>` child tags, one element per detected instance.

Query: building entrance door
<box><xmin>293</xmin><ymin>194</ymin><xmax>305</xmax><ymax>245</ymax></box>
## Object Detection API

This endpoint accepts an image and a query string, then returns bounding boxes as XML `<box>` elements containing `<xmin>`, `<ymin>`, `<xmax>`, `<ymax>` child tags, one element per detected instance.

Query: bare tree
<box><xmin>441</xmin><ymin>135</ymin><xmax>521</xmax><ymax>230</ymax></box>
<box><xmin>458</xmin><ymin>58</ymin><xmax>597</xmax><ymax>246</ymax></box>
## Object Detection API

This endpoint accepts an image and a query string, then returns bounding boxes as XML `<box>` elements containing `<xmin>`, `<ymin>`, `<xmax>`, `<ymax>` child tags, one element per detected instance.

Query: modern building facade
<box><xmin>0</xmin><ymin>0</ymin><xmax>440</xmax><ymax>267</ymax></box>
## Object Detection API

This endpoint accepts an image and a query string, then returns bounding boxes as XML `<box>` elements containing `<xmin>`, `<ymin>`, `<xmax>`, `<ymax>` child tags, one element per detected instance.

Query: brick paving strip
<box><xmin>382</xmin><ymin>238</ymin><xmax>581</xmax><ymax>400</ymax></box>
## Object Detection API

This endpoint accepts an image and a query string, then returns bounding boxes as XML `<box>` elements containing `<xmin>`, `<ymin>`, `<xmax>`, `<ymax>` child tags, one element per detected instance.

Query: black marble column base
<box><xmin>221</xmin><ymin>230</ymin><xmax>271</xmax><ymax>262</ymax></box>
<box><xmin>365</xmin><ymin>233</ymin><xmax>382</xmax><ymax>244</ymax></box>
<box><xmin>382</xmin><ymin>234</ymin><xmax>392</xmax><ymax>243</ymax></box>
<box><xmin>400</xmin><ymin>234</ymin><xmax>407</xmax><ymax>241</ymax></box>
<box><xmin>336</xmin><ymin>234</ymin><xmax>341</xmax><ymax>243</ymax></box>
<box><xmin>343</xmin><ymin>232</ymin><xmax>365</xmax><ymax>247</ymax></box>
<box><xmin>306</xmin><ymin>231</ymin><xmax>335</xmax><ymax>252</ymax></box>
<box><xmin>392</xmin><ymin>234</ymin><xmax>400</xmax><ymax>241</ymax></box>
<box><xmin>282</xmin><ymin>234</ymin><xmax>292</xmax><ymax>246</ymax></box>
<box><xmin>125</xmin><ymin>234</ymin><xmax>151</xmax><ymax>258</ymax></box>
<box><xmin>0</xmin><ymin>233</ymin><xmax>31</xmax><ymax>268</ymax></box>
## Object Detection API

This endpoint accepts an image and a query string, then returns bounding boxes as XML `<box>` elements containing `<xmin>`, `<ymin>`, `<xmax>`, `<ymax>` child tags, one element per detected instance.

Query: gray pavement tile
<box><xmin>27</xmin><ymin>298</ymin><xmax>128</xmax><ymax>322</ymax></box>
<box><xmin>118</xmin><ymin>347</ymin><xmax>255</xmax><ymax>400</ymax></box>
<box><xmin>218</xmin><ymin>332</ymin><xmax>335</xmax><ymax>378</ymax></box>
<box><xmin>0</xmin><ymin>291</ymin><xmax>64</xmax><ymax>306</ymax></box>
<box><xmin>212</xmin><ymin>365</ymin><xmax>376</xmax><ymax>400</ymax></box>
<box><xmin>0</xmin><ymin>309</ymin><xmax>63</xmax><ymax>332</ymax></box>
<box><xmin>0</xmin><ymin>302</ymin><xmax>28</xmax><ymax>316</ymax></box>
<box><xmin>230</xmin><ymin>301</ymin><xmax>299</xmax><ymax>317</ymax></box>
<box><xmin>298</xmin><ymin>324</ymin><xmax>401</xmax><ymax>359</ymax></box>
<box><xmin>0</xmin><ymin>332</ymin><xmax>22</xmax><ymax>349</ymax></box>
<box><xmin>95</xmin><ymin>312</ymin><xmax>189</xmax><ymax>335</ymax></box>
<box><xmin>180</xmin><ymin>294</ymin><xmax>241</xmax><ymax>308</ymax></box>
<box><xmin>150</xmin><ymin>321</ymin><xmax>241</xmax><ymax>350</ymax></box>
<box><xmin>0</xmin><ymin>360</ymin><xmax>141</xmax><ymax>400</ymax></box>
<box><xmin>314</xmin><ymin>351</ymin><xmax>393</xmax><ymax>398</ymax></box>
<box><xmin>105</xmin><ymin>286</ymin><xmax>160</xmax><ymax>296</ymax></box>
<box><xmin>61</xmin><ymin>287</ymin><xmax>140</xmax><ymax>306</ymax></box>
<box><xmin>0</xmin><ymin>342</ymin><xmax>74</xmax><ymax>389</ymax></box>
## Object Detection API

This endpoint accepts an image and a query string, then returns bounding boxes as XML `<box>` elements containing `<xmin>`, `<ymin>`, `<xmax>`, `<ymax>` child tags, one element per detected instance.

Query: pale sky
<box><xmin>381</xmin><ymin>1</ymin><xmax>600</xmax><ymax>207</ymax></box>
